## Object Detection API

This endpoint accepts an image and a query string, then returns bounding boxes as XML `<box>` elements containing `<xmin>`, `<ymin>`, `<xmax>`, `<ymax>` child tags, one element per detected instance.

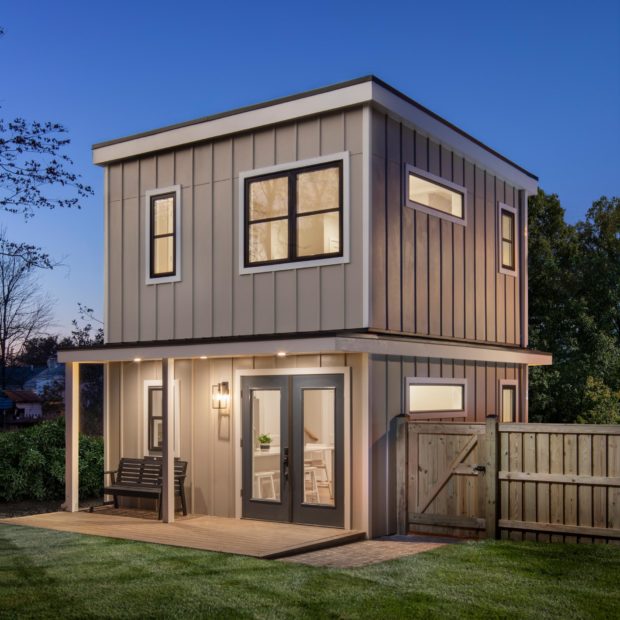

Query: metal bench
<box><xmin>103</xmin><ymin>456</ymin><xmax>188</xmax><ymax>519</ymax></box>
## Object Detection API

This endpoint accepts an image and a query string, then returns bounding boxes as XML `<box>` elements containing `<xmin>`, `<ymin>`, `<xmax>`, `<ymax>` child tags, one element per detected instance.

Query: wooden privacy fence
<box><xmin>396</xmin><ymin>418</ymin><xmax>620</xmax><ymax>543</ymax></box>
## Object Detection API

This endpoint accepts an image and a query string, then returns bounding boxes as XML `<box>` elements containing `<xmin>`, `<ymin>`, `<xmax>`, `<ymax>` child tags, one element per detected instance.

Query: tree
<box><xmin>528</xmin><ymin>191</ymin><xmax>620</xmax><ymax>423</ymax></box>
<box><xmin>16</xmin><ymin>335</ymin><xmax>59</xmax><ymax>367</ymax></box>
<box><xmin>0</xmin><ymin>230</ymin><xmax>54</xmax><ymax>388</ymax></box>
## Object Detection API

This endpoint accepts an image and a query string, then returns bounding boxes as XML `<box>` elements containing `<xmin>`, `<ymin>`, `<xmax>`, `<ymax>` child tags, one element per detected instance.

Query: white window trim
<box><xmin>143</xmin><ymin>379</ymin><xmax>181</xmax><ymax>456</ymax></box>
<box><xmin>405</xmin><ymin>376</ymin><xmax>468</xmax><ymax>420</ymax></box>
<box><xmin>238</xmin><ymin>152</ymin><xmax>350</xmax><ymax>275</ymax></box>
<box><xmin>499</xmin><ymin>379</ymin><xmax>519</xmax><ymax>423</ymax></box>
<box><xmin>404</xmin><ymin>163</ymin><xmax>468</xmax><ymax>226</ymax></box>
<box><xmin>498</xmin><ymin>202</ymin><xmax>518</xmax><ymax>277</ymax></box>
<box><xmin>144</xmin><ymin>185</ymin><xmax>182</xmax><ymax>285</ymax></box>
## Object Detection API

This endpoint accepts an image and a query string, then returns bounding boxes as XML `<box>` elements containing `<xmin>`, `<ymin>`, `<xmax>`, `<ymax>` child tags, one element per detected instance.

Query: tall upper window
<box><xmin>244</xmin><ymin>161</ymin><xmax>343</xmax><ymax>268</ymax></box>
<box><xmin>498</xmin><ymin>203</ymin><xmax>517</xmax><ymax>275</ymax></box>
<box><xmin>405</xmin><ymin>164</ymin><xmax>467</xmax><ymax>225</ymax></box>
<box><xmin>500</xmin><ymin>381</ymin><xmax>518</xmax><ymax>423</ymax></box>
<box><xmin>145</xmin><ymin>185</ymin><xmax>181</xmax><ymax>285</ymax></box>
<box><xmin>151</xmin><ymin>194</ymin><xmax>176</xmax><ymax>277</ymax></box>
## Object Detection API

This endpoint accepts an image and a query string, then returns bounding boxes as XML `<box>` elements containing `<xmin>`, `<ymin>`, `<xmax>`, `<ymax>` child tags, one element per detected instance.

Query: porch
<box><xmin>0</xmin><ymin>509</ymin><xmax>364</xmax><ymax>559</ymax></box>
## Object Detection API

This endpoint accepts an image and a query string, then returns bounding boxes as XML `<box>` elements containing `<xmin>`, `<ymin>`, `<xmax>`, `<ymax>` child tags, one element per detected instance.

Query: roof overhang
<box><xmin>92</xmin><ymin>76</ymin><xmax>538</xmax><ymax>194</ymax></box>
<box><xmin>58</xmin><ymin>334</ymin><xmax>552</xmax><ymax>366</ymax></box>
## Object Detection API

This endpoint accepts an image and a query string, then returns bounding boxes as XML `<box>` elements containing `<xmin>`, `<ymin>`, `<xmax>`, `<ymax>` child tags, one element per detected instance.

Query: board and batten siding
<box><xmin>105</xmin><ymin>353</ymin><xmax>367</xmax><ymax>532</ymax></box>
<box><xmin>369</xmin><ymin>354</ymin><xmax>524</xmax><ymax>537</ymax></box>
<box><xmin>106</xmin><ymin>109</ymin><xmax>365</xmax><ymax>344</ymax></box>
<box><xmin>370</xmin><ymin>109</ymin><xmax>525</xmax><ymax>346</ymax></box>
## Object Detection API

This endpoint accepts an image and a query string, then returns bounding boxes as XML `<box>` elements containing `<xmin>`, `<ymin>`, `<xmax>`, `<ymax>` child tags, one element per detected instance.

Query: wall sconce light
<box><xmin>212</xmin><ymin>382</ymin><xmax>230</xmax><ymax>410</ymax></box>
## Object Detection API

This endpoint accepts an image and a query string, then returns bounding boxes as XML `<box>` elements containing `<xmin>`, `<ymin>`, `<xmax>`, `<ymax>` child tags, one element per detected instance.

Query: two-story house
<box><xmin>60</xmin><ymin>76</ymin><xmax>551</xmax><ymax>538</ymax></box>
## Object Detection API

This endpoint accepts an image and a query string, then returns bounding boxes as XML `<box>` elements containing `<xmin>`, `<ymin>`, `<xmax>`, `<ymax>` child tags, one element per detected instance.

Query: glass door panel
<box><xmin>251</xmin><ymin>390</ymin><xmax>281</xmax><ymax>502</ymax></box>
<box><xmin>292</xmin><ymin>375</ymin><xmax>344</xmax><ymax>527</ymax></box>
<box><xmin>302</xmin><ymin>388</ymin><xmax>335</xmax><ymax>507</ymax></box>
<box><xmin>241</xmin><ymin>376</ymin><xmax>289</xmax><ymax>522</ymax></box>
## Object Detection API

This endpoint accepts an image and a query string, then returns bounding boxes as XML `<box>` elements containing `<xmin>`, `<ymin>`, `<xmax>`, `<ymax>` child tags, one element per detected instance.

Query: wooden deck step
<box><xmin>0</xmin><ymin>511</ymin><xmax>365</xmax><ymax>559</ymax></box>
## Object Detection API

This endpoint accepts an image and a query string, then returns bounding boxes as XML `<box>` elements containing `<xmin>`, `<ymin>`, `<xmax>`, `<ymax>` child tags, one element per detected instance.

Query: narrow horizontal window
<box><xmin>408</xmin><ymin>383</ymin><xmax>465</xmax><ymax>413</ymax></box>
<box><xmin>408</xmin><ymin>171</ymin><xmax>464</xmax><ymax>220</ymax></box>
<box><xmin>244</xmin><ymin>161</ymin><xmax>343</xmax><ymax>268</ymax></box>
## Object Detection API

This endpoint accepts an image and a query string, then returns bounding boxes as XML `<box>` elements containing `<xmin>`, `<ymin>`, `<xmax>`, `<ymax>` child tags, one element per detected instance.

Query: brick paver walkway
<box><xmin>280</xmin><ymin>534</ymin><xmax>457</xmax><ymax>568</ymax></box>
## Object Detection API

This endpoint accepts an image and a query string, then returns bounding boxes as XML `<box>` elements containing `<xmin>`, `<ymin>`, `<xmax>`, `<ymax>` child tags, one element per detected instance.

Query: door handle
<box><xmin>283</xmin><ymin>447</ymin><xmax>289</xmax><ymax>481</ymax></box>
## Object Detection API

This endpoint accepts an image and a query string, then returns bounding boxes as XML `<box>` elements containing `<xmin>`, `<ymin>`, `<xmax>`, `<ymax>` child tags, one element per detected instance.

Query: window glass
<box><xmin>501</xmin><ymin>210</ymin><xmax>515</xmax><ymax>270</ymax></box>
<box><xmin>249</xmin><ymin>176</ymin><xmax>288</xmax><ymax>221</ymax></box>
<box><xmin>408</xmin><ymin>173</ymin><xmax>463</xmax><ymax>219</ymax></box>
<box><xmin>251</xmin><ymin>389</ymin><xmax>281</xmax><ymax>502</ymax></box>
<box><xmin>248</xmin><ymin>220</ymin><xmax>289</xmax><ymax>263</ymax></box>
<box><xmin>302</xmin><ymin>388</ymin><xmax>335</xmax><ymax>507</ymax></box>
<box><xmin>148</xmin><ymin>387</ymin><xmax>163</xmax><ymax>451</ymax></box>
<box><xmin>154</xmin><ymin>237</ymin><xmax>174</xmax><ymax>275</ymax></box>
<box><xmin>409</xmin><ymin>383</ymin><xmax>465</xmax><ymax>413</ymax></box>
<box><xmin>151</xmin><ymin>193</ymin><xmax>175</xmax><ymax>277</ymax></box>
<box><xmin>502</xmin><ymin>386</ymin><xmax>516</xmax><ymax>422</ymax></box>
<box><xmin>297</xmin><ymin>167</ymin><xmax>340</xmax><ymax>214</ymax></box>
<box><xmin>297</xmin><ymin>211</ymin><xmax>340</xmax><ymax>257</ymax></box>
<box><xmin>244</xmin><ymin>161</ymin><xmax>343</xmax><ymax>267</ymax></box>
<box><xmin>153</xmin><ymin>197</ymin><xmax>174</xmax><ymax>235</ymax></box>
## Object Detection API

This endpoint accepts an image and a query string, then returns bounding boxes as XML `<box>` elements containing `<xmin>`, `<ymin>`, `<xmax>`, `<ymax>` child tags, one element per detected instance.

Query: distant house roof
<box><xmin>24</xmin><ymin>364</ymin><xmax>64</xmax><ymax>388</ymax></box>
<box><xmin>1</xmin><ymin>389</ymin><xmax>42</xmax><ymax>404</ymax></box>
<box><xmin>3</xmin><ymin>366</ymin><xmax>43</xmax><ymax>389</ymax></box>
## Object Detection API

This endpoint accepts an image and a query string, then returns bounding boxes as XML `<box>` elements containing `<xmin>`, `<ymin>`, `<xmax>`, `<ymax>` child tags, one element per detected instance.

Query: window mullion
<box><xmin>289</xmin><ymin>171</ymin><xmax>296</xmax><ymax>260</ymax></box>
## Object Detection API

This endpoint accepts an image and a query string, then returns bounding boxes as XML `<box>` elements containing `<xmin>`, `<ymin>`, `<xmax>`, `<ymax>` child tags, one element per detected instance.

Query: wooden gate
<box><xmin>405</xmin><ymin>422</ymin><xmax>489</xmax><ymax>538</ymax></box>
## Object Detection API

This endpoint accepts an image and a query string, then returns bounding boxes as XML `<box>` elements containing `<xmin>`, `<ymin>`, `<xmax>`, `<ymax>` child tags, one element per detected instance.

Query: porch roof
<box><xmin>57</xmin><ymin>333</ymin><xmax>552</xmax><ymax>366</ymax></box>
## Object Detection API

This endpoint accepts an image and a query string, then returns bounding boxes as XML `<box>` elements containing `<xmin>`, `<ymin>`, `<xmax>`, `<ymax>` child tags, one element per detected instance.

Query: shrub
<box><xmin>0</xmin><ymin>418</ymin><xmax>103</xmax><ymax>502</ymax></box>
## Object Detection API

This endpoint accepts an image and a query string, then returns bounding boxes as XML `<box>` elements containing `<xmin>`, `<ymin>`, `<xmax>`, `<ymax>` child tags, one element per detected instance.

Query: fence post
<box><xmin>485</xmin><ymin>415</ymin><xmax>499</xmax><ymax>539</ymax></box>
<box><xmin>396</xmin><ymin>415</ymin><xmax>408</xmax><ymax>535</ymax></box>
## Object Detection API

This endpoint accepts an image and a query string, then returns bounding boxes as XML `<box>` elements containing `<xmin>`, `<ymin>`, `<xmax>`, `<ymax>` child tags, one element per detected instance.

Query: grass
<box><xmin>1</xmin><ymin>524</ymin><xmax>619</xmax><ymax>619</ymax></box>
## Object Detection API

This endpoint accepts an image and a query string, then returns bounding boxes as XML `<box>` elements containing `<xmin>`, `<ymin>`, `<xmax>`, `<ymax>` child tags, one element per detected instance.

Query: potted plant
<box><xmin>258</xmin><ymin>434</ymin><xmax>272</xmax><ymax>451</ymax></box>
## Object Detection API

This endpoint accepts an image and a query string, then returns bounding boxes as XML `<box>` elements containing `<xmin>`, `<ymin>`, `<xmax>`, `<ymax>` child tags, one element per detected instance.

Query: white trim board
<box><xmin>59</xmin><ymin>335</ymin><xmax>552</xmax><ymax>366</ymax></box>
<box><xmin>93</xmin><ymin>80</ymin><xmax>537</xmax><ymax>194</ymax></box>
<box><xmin>233</xmin><ymin>366</ymin><xmax>352</xmax><ymax>532</ymax></box>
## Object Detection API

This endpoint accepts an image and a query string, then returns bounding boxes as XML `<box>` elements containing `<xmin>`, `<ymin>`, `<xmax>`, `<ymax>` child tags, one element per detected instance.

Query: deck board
<box><xmin>0</xmin><ymin>511</ymin><xmax>364</xmax><ymax>559</ymax></box>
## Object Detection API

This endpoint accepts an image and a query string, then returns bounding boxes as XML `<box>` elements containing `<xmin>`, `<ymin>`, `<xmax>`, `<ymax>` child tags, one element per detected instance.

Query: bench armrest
<box><xmin>104</xmin><ymin>469</ymin><xmax>118</xmax><ymax>484</ymax></box>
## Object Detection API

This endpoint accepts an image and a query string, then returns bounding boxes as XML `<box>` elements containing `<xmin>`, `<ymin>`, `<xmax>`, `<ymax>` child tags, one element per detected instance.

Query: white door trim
<box><xmin>233</xmin><ymin>367</ymin><xmax>351</xmax><ymax>530</ymax></box>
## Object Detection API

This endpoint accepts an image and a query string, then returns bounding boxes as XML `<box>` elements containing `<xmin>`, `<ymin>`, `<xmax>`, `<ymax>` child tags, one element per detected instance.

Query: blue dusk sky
<box><xmin>1</xmin><ymin>0</ymin><xmax>619</xmax><ymax>335</ymax></box>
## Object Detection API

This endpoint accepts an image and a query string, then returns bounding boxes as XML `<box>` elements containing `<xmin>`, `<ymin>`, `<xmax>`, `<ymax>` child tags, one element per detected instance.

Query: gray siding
<box><xmin>370</xmin><ymin>110</ymin><xmax>525</xmax><ymax>346</ymax></box>
<box><xmin>105</xmin><ymin>353</ymin><xmax>367</xmax><ymax>531</ymax></box>
<box><xmin>106</xmin><ymin>109</ymin><xmax>365</xmax><ymax>344</ymax></box>
<box><xmin>369</xmin><ymin>354</ymin><xmax>525</xmax><ymax>537</ymax></box>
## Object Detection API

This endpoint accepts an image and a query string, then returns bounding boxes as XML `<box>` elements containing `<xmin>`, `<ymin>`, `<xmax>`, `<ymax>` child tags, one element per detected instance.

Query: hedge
<box><xmin>0</xmin><ymin>417</ymin><xmax>103</xmax><ymax>502</ymax></box>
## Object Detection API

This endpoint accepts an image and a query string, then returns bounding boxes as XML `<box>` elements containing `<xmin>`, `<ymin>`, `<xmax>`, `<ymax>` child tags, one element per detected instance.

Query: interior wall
<box><xmin>105</xmin><ymin>353</ymin><xmax>366</xmax><ymax>530</ymax></box>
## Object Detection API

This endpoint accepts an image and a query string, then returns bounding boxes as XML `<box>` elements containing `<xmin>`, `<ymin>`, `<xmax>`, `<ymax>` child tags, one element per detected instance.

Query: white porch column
<box><xmin>64</xmin><ymin>362</ymin><xmax>80</xmax><ymax>512</ymax></box>
<box><xmin>161</xmin><ymin>357</ymin><xmax>175</xmax><ymax>523</ymax></box>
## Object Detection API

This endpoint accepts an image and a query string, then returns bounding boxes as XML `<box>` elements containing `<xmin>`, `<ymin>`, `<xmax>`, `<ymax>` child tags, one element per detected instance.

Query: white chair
<box><xmin>254</xmin><ymin>471</ymin><xmax>279</xmax><ymax>500</ymax></box>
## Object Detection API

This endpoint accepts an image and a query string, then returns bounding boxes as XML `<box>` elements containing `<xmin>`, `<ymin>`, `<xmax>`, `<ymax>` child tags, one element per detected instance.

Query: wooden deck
<box><xmin>0</xmin><ymin>509</ymin><xmax>364</xmax><ymax>559</ymax></box>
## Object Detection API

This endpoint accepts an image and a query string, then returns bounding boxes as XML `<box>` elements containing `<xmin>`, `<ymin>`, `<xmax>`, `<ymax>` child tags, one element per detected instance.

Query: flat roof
<box><xmin>92</xmin><ymin>75</ymin><xmax>538</xmax><ymax>190</ymax></box>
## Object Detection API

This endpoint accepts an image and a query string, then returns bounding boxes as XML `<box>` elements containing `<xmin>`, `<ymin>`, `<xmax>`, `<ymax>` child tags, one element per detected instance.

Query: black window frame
<box><xmin>500</xmin><ymin>208</ymin><xmax>516</xmax><ymax>271</ymax></box>
<box><xmin>149</xmin><ymin>192</ymin><xmax>177</xmax><ymax>279</ymax></box>
<box><xmin>147</xmin><ymin>386</ymin><xmax>163</xmax><ymax>452</ymax></box>
<box><xmin>243</xmin><ymin>160</ymin><xmax>344</xmax><ymax>268</ymax></box>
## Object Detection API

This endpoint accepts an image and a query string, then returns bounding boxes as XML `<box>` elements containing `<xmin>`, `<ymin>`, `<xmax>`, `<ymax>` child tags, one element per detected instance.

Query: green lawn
<box><xmin>1</xmin><ymin>524</ymin><xmax>619</xmax><ymax>619</ymax></box>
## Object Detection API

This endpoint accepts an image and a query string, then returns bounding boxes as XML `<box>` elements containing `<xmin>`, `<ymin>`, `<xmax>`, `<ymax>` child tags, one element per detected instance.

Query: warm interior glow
<box><xmin>409</xmin><ymin>383</ymin><xmax>464</xmax><ymax>413</ymax></box>
<box><xmin>408</xmin><ymin>173</ymin><xmax>463</xmax><ymax>219</ymax></box>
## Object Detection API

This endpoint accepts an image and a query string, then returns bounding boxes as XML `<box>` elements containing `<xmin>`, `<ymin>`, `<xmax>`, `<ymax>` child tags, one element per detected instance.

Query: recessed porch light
<box><xmin>277</xmin><ymin>351</ymin><xmax>286</xmax><ymax>357</ymax></box>
<box><xmin>199</xmin><ymin>356</ymin><xmax>208</xmax><ymax>360</ymax></box>
<box><xmin>133</xmin><ymin>357</ymin><xmax>142</xmax><ymax>363</ymax></box>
